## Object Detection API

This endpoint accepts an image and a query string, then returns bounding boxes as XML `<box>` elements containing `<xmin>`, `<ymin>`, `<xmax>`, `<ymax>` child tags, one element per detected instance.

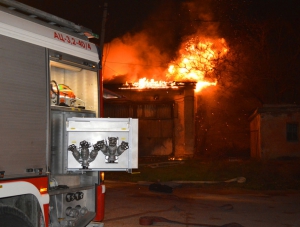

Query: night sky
<box><xmin>13</xmin><ymin>0</ymin><xmax>170</xmax><ymax>42</ymax></box>
<box><xmin>13</xmin><ymin>1</ymin><xmax>299</xmax><ymax>42</ymax></box>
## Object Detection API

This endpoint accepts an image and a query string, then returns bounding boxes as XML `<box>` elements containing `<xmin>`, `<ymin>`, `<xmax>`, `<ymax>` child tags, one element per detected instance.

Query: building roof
<box><xmin>249</xmin><ymin>104</ymin><xmax>300</xmax><ymax>121</ymax></box>
<box><xmin>103</xmin><ymin>88</ymin><xmax>125</xmax><ymax>99</ymax></box>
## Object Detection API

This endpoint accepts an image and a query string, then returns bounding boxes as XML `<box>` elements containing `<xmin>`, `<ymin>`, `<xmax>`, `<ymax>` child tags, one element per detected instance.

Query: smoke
<box><xmin>102</xmin><ymin>32</ymin><xmax>169</xmax><ymax>83</ymax></box>
<box><xmin>102</xmin><ymin>0</ymin><xmax>221</xmax><ymax>84</ymax></box>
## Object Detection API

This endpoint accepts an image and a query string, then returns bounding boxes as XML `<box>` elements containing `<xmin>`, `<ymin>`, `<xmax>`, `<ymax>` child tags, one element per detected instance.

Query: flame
<box><xmin>134</xmin><ymin>78</ymin><xmax>176</xmax><ymax>89</ymax></box>
<box><xmin>166</xmin><ymin>37</ymin><xmax>228</xmax><ymax>92</ymax></box>
<box><xmin>196</xmin><ymin>81</ymin><xmax>217</xmax><ymax>92</ymax></box>
<box><xmin>125</xmin><ymin>37</ymin><xmax>228</xmax><ymax>92</ymax></box>
<box><xmin>123</xmin><ymin>78</ymin><xmax>177</xmax><ymax>89</ymax></box>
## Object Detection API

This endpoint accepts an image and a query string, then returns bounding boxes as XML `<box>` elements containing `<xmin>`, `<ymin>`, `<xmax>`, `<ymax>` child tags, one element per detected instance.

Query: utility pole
<box><xmin>99</xmin><ymin>2</ymin><xmax>108</xmax><ymax>117</ymax></box>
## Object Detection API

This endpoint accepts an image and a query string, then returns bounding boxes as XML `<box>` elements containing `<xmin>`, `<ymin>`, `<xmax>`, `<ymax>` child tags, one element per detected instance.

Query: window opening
<box><xmin>286</xmin><ymin>123</ymin><xmax>298</xmax><ymax>142</ymax></box>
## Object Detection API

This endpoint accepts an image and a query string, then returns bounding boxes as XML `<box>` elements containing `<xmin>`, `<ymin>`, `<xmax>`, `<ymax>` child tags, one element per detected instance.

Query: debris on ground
<box><xmin>148</xmin><ymin>183</ymin><xmax>173</xmax><ymax>193</ymax></box>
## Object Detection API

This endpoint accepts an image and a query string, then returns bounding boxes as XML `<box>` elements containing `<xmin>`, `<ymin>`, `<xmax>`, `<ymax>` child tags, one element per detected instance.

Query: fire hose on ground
<box><xmin>139</xmin><ymin>216</ymin><xmax>244</xmax><ymax>227</ymax></box>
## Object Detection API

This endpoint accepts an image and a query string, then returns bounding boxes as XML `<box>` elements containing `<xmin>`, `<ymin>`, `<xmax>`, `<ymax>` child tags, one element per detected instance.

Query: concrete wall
<box><xmin>183</xmin><ymin>88</ymin><xmax>195</xmax><ymax>156</ymax></box>
<box><xmin>250</xmin><ymin>114</ymin><xmax>261</xmax><ymax>159</ymax></box>
<box><xmin>172</xmin><ymin>87</ymin><xmax>195</xmax><ymax>157</ymax></box>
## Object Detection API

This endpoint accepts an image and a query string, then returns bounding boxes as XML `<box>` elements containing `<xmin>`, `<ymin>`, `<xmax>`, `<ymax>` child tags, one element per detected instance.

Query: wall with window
<box><xmin>249</xmin><ymin>105</ymin><xmax>300</xmax><ymax>159</ymax></box>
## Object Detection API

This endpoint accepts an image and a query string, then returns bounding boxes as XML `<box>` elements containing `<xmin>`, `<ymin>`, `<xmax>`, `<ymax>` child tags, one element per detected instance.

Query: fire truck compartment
<box><xmin>67</xmin><ymin>118</ymin><xmax>138</xmax><ymax>171</ymax></box>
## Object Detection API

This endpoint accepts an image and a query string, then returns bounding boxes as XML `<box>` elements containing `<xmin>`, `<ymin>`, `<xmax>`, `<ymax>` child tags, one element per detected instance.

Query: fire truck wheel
<box><xmin>0</xmin><ymin>205</ymin><xmax>34</xmax><ymax>227</ymax></box>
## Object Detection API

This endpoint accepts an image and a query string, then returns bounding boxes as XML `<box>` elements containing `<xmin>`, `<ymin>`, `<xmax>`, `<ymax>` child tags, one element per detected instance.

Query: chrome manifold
<box><xmin>98</xmin><ymin>137</ymin><xmax>129</xmax><ymax>163</ymax></box>
<box><xmin>68</xmin><ymin>140</ymin><xmax>100</xmax><ymax>169</ymax></box>
<box><xmin>68</xmin><ymin>138</ymin><xmax>129</xmax><ymax>168</ymax></box>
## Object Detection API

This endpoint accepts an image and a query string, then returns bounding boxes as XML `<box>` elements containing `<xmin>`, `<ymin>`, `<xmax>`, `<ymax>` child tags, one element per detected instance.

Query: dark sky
<box><xmin>14</xmin><ymin>0</ymin><xmax>170</xmax><ymax>42</ymax></box>
<box><xmin>11</xmin><ymin>0</ymin><xmax>299</xmax><ymax>48</ymax></box>
<box><xmin>12</xmin><ymin>1</ymin><xmax>300</xmax><ymax>44</ymax></box>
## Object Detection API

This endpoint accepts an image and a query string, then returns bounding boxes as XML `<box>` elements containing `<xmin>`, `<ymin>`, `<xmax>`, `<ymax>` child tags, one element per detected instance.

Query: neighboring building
<box><xmin>249</xmin><ymin>104</ymin><xmax>300</xmax><ymax>159</ymax></box>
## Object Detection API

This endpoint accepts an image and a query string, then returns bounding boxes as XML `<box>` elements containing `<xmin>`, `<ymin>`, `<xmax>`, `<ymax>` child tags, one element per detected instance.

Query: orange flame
<box><xmin>133</xmin><ymin>78</ymin><xmax>176</xmax><ymax>89</ymax></box>
<box><xmin>166</xmin><ymin>37</ymin><xmax>228</xmax><ymax>92</ymax></box>
<box><xmin>127</xmin><ymin>37</ymin><xmax>228</xmax><ymax>92</ymax></box>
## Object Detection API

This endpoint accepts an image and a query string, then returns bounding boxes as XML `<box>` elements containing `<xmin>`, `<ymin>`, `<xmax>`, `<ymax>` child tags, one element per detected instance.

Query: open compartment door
<box><xmin>66</xmin><ymin>118</ymin><xmax>138</xmax><ymax>172</ymax></box>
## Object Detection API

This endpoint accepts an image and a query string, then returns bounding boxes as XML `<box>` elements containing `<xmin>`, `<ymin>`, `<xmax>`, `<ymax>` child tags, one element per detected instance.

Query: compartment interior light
<box><xmin>50</xmin><ymin>61</ymin><xmax>82</xmax><ymax>72</ymax></box>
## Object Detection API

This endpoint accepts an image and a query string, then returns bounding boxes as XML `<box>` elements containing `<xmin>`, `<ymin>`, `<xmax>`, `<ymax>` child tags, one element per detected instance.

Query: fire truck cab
<box><xmin>0</xmin><ymin>1</ymin><xmax>138</xmax><ymax>227</ymax></box>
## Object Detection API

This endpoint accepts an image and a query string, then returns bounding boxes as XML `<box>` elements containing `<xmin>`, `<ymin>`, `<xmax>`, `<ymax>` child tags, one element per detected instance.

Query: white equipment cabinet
<box><xmin>67</xmin><ymin>118</ymin><xmax>138</xmax><ymax>172</ymax></box>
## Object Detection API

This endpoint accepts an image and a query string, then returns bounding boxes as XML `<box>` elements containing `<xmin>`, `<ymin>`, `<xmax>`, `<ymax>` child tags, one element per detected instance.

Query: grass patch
<box><xmin>104</xmin><ymin>158</ymin><xmax>300</xmax><ymax>191</ymax></box>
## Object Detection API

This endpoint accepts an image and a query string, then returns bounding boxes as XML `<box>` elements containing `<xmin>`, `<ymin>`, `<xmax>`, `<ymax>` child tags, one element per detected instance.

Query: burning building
<box><xmin>102</xmin><ymin>0</ymin><xmax>229</xmax><ymax>158</ymax></box>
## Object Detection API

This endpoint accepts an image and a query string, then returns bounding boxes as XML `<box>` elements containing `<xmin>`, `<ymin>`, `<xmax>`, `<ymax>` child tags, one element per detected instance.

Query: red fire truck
<box><xmin>0</xmin><ymin>1</ymin><xmax>138</xmax><ymax>226</ymax></box>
